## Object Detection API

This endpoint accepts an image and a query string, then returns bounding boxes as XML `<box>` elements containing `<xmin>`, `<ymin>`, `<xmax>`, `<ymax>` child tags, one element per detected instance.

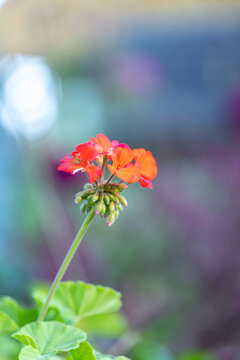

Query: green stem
<box><xmin>38</xmin><ymin>207</ymin><xmax>95</xmax><ymax>321</ymax></box>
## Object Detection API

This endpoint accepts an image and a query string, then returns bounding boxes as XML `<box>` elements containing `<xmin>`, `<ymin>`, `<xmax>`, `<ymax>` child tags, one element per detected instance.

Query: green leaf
<box><xmin>0</xmin><ymin>311</ymin><xmax>19</xmax><ymax>335</ymax></box>
<box><xmin>0</xmin><ymin>297</ymin><xmax>37</xmax><ymax>335</ymax></box>
<box><xmin>32</xmin><ymin>281</ymin><xmax>122</xmax><ymax>325</ymax></box>
<box><xmin>69</xmin><ymin>342</ymin><xmax>130</xmax><ymax>360</ymax></box>
<box><xmin>70</xmin><ymin>341</ymin><xmax>95</xmax><ymax>360</ymax></box>
<box><xmin>79</xmin><ymin>312</ymin><xmax>128</xmax><ymax>337</ymax></box>
<box><xmin>13</xmin><ymin>321</ymin><xmax>86</xmax><ymax>356</ymax></box>
<box><xmin>0</xmin><ymin>335</ymin><xmax>21</xmax><ymax>360</ymax></box>
<box><xmin>19</xmin><ymin>346</ymin><xmax>62</xmax><ymax>360</ymax></box>
<box><xmin>19</xmin><ymin>346</ymin><xmax>47</xmax><ymax>360</ymax></box>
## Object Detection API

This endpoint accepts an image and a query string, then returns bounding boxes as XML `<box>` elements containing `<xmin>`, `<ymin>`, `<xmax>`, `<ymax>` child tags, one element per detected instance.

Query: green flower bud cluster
<box><xmin>74</xmin><ymin>183</ymin><xmax>128</xmax><ymax>226</ymax></box>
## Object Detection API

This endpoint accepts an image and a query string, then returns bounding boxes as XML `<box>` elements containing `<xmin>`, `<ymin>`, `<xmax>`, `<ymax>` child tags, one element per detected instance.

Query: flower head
<box><xmin>58</xmin><ymin>134</ymin><xmax>158</xmax><ymax>226</ymax></box>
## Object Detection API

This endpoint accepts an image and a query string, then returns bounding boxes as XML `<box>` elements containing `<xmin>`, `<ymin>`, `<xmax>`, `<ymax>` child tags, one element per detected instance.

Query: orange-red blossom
<box><xmin>58</xmin><ymin>134</ymin><xmax>157</xmax><ymax>188</ymax></box>
<box><xmin>57</xmin><ymin>142</ymin><xmax>102</xmax><ymax>183</ymax></box>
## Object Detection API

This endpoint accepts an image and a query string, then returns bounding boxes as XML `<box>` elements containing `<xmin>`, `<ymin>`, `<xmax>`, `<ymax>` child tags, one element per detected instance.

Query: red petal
<box><xmin>85</xmin><ymin>165</ymin><xmax>102</xmax><ymax>183</ymax></box>
<box><xmin>133</xmin><ymin>148</ymin><xmax>158</xmax><ymax>180</ymax></box>
<box><xmin>97</xmin><ymin>134</ymin><xmax>112</xmax><ymax>151</ymax></box>
<box><xmin>57</xmin><ymin>154</ymin><xmax>83</xmax><ymax>174</ymax></box>
<box><xmin>91</xmin><ymin>134</ymin><xmax>112</xmax><ymax>153</ymax></box>
<box><xmin>74</xmin><ymin>142</ymin><xmax>98</xmax><ymax>165</ymax></box>
<box><xmin>115</xmin><ymin>147</ymin><xmax>133</xmax><ymax>169</ymax></box>
<box><xmin>139</xmin><ymin>176</ymin><xmax>153</xmax><ymax>189</ymax></box>
<box><xmin>112</xmin><ymin>140</ymin><xmax>129</xmax><ymax>150</ymax></box>
<box><xmin>107</xmin><ymin>163</ymin><xmax>116</xmax><ymax>175</ymax></box>
<box><xmin>115</xmin><ymin>165</ymin><xmax>141</xmax><ymax>183</ymax></box>
<box><xmin>141</xmin><ymin>152</ymin><xmax>157</xmax><ymax>180</ymax></box>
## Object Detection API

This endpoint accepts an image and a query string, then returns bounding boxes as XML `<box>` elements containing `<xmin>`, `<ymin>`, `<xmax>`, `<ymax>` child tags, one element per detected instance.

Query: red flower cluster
<box><xmin>58</xmin><ymin>134</ymin><xmax>157</xmax><ymax>189</ymax></box>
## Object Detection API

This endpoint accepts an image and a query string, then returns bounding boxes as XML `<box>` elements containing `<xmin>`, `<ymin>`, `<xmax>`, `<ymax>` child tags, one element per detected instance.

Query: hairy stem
<box><xmin>38</xmin><ymin>207</ymin><xmax>95</xmax><ymax>321</ymax></box>
<box><xmin>100</xmin><ymin>156</ymin><xmax>108</xmax><ymax>184</ymax></box>
<box><xmin>104</xmin><ymin>174</ymin><xmax>115</xmax><ymax>187</ymax></box>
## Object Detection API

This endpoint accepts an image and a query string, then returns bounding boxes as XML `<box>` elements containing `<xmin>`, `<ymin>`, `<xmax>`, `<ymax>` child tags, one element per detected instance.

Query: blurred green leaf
<box><xmin>69</xmin><ymin>341</ymin><xmax>95</xmax><ymax>360</ymax></box>
<box><xmin>69</xmin><ymin>341</ymin><xmax>130</xmax><ymax>360</ymax></box>
<box><xmin>0</xmin><ymin>297</ymin><xmax>37</xmax><ymax>335</ymax></box>
<box><xmin>179</xmin><ymin>350</ymin><xmax>216</xmax><ymax>360</ymax></box>
<box><xmin>19</xmin><ymin>346</ymin><xmax>49</xmax><ymax>360</ymax></box>
<box><xmin>79</xmin><ymin>312</ymin><xmax>128</xmax><ymax>338</ymax></box>
<box><xmin>131</xmin><ymin>340</ymin><xmax>175</xmax><ymax>360</ymax></box>
<box><xmin>19</xmin><ymin>345</ymin><xmax>63</xmax><ymax>360</ymax></box>
<box><xmin>32</xmin><ymin>281</ymin><xmax>122</xmax><ymax>325</ymax></box>
<box><xmin>13</xmin><ymin>321</ymin><xmax>86</xmax><ymax>356</ymax></box>
<box><xmin>0</xmin><ymin>336</ymin><xmax>21</xmax><ymax>360</ymax></box>
<box><xmin>0</xmin><ymin>311</ymin><xmax>19</xmax><ymax>336</ymax></box>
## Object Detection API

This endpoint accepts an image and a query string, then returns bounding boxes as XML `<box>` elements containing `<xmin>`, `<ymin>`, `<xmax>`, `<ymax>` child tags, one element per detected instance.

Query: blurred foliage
<box><xmin>179</xmin><ymin>351</ymin><xmax>215</xmax><ymax>360</ymax></box>
<box><xmin>0</xmin><ymin>336</ymin><xmax>20</xmax><ymax>360</ymax></box>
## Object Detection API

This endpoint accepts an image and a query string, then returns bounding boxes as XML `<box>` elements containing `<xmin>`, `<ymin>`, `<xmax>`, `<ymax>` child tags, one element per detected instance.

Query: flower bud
<box><xmin>82</xmin><ymin>190</ymin><xmax>91</xmax><ymax>199</ymax></box>
<box><xmin>109</xmin><ymin>194</ymin><xmax>116</xmax><ymax>202</ymax></box>
<box><xmin>104</xmin><ymin>194</ymin><xmax>110</xmax><ymax>205</ymax></box>
<box><xmin>116</xmin><ymin>194</ymin><xmax>128</xmax><ymax>207</ymax></box>
<box><xmin>114</xmin><ymin>209</ymin><xmax>119</xmax><ymax>219</ymax></box>
<box><xmin>100</xmin><ymin>203</ymin><xmax>106</xmax><ymax>216</ymax></box>
<box><xmin>86</xmin><ymin>196</ymin><xmax>94</xmax><ymax>207</ymax></box>
<box><xmin>108</xmin><ymin>183</ymin><xmax>128</xmax><ymax>191</ymax></box>
<box><xmin>75</xmin><ymin>190</ymin><xmax>86</xmax><ymax>200</ymax></box>
<box><xmin>95</xmin><ymin>201</ymin><xmax>103</xmax><ymax>215</ymax></box>
<box><xmin>113</xmin><ymin>196</ymin><xmax>120</xmax><ymax>204</ymax></box>
<box><xmin>117</xmin><ymin>204</ymin><xmax>123</xmax><ymax>211</ymax></box>
<box><xmin>107</xmin><ymin>213</ymin><xmax>116</xmax><ymax>227</ymax></box>
<box><xmin>117</xmin><ymin>183</ymin><xmax>128</xmax><ymax>190</ymax></box>
<box><xmin>80</xmin><ymin>202</ymin><xmax>87</xmax><ymax>213</ymax></box>
<box><xmin>74</xmin><ymin>195</ymin><xmax>83</xmax><ymax>204</ymax></box>
<box><xmin>84</xmin><ymin>184</ymin><xmax>92</xmax><ymax>190</ymax></box>
<box><xmin>91</xmin><ymin>193</ymin><xmax>99</xmax><ymax>203</ymax></box>
<box><xmin>108</xmin><ymin>193</ymin><xmax>120</xmax><ymax>205</ymax></box>
<box><xmin>109</xmin><ymin>201</ymin><xmax>116</xmax><ymax>213</ymax></box>
<box><xmin>75</xmin><ymin>191</ymin><xmax>82</xmax><ymax>197</ymax></box>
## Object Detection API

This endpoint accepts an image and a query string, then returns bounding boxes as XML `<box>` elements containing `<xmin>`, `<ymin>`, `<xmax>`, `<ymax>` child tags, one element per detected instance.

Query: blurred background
<box><xmin>0</xmin><ymin>0</ymin><xmax>240</xmax><ymax>359</ymax></box>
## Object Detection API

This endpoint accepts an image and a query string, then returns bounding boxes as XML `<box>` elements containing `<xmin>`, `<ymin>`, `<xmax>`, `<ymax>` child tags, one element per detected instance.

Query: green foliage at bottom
<box><xmin>13</xmin><ymin>321</ymin><xmax>86</xmax><ymax>356</ymax></box>
<box><xmin>69</xmin><ymin>341</ymin><xmax>130</xmax><ymax>360</ymax></box>
<box><xmin>0</xmin><ymin>281</ymin><xmax>132</xmax><ymax>360</ymax></box>
<box><xmin>19</xmin><ymin>346</ymin><xmax>62</xmax><ymax>360</ymax></box>
<box><xmin>0</xmin><ymin>336</ymin><xmax>21</xmax><ymax>360</ymax></box>
<box><xmin>0</xmin><ymin>297</ymin><xmax>37</xmax><ymax>336</ymax></box>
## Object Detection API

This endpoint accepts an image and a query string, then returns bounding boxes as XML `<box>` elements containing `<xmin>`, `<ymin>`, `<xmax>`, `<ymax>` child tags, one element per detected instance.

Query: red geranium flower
<box><xmin>58</xmin><ymin>142</ymin><xmax>102</xmax><ymax>183</ymax></box>
<box><xmin>90</xmin><ymin>134</ymin><xmax>128</xmax><ymax>160</ymax></box>
<box><xmin>133</xmin><ymin>148</ymin><xmax>158</xmax><ymax>189</ymax></box>
<box><xmin>108</xmin><ymin>146</ymin><xmax>141</xmax><ymax>183</ymax></box>
<box><xmin>58</xmin><ymin>135</ymin><xmax>158</xmax><ymax>226</ymax></box>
